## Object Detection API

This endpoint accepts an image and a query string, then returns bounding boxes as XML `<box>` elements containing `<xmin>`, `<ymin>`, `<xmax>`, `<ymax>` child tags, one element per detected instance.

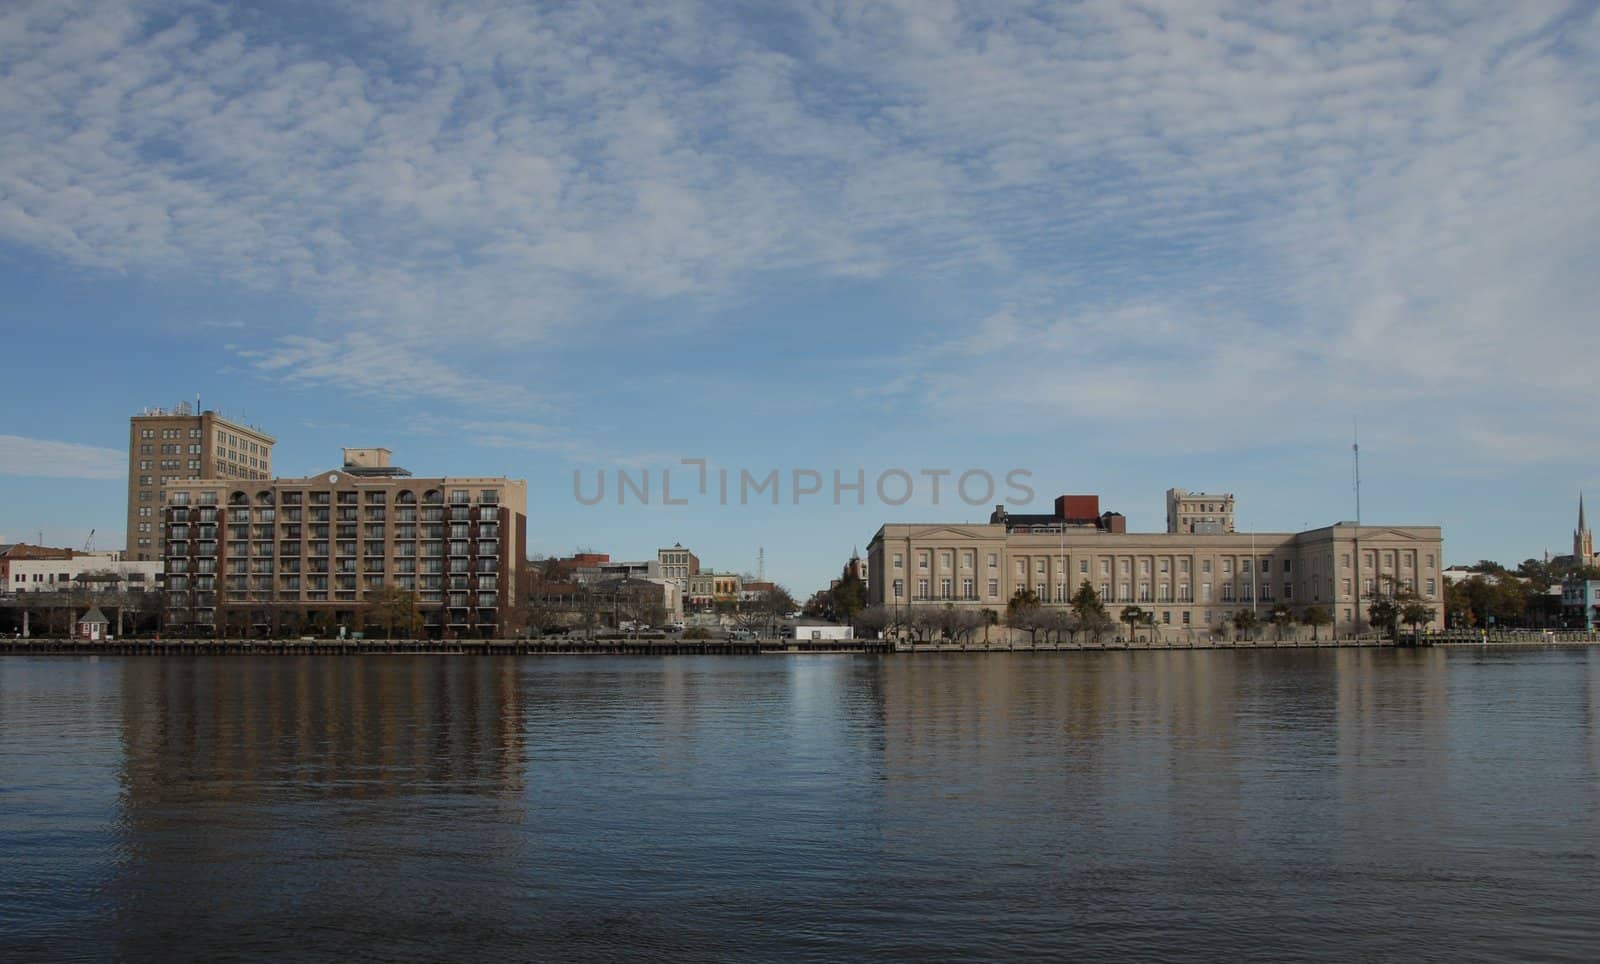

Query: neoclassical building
<box><xmin>866</xmin><ymin>492</ymin><xmax>1443</xmax><ymax>637</ymax></box>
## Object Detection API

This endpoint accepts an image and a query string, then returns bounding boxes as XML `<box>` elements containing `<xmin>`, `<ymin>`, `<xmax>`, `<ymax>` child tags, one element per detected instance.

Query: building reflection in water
<box><xmin>117</xmin><ymin>656</ymin><xmax>527</xmax><ymax>800</ymax></box>
<box><xmin>108</xmin><ymin>656</ymin><xmax>528</xmax><ymax>958</ymax></box>
<box><xmin>866</xmin><ymin>649</ymin><xmax>1459</xmax><ymax>880</ymax></box>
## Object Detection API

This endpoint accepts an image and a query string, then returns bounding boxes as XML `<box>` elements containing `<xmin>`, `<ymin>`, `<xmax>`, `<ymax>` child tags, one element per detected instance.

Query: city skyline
<box><xmin>3</xmin><ymin>2</ymin><xmax>1598</xmax><ymax>593</ymax></box>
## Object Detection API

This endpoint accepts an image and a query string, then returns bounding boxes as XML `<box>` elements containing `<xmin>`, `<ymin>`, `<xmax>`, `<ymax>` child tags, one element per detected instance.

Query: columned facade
<box><xmin>868</xmin><ymin>520</ymin><xmax>1443</xmax><ymax>638</ymax></box>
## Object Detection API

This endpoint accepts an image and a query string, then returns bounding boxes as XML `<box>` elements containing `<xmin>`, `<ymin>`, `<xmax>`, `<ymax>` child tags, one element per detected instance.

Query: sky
<box><xmin>1</xmin><ymin>0</ymin><xmax>1597</xmax><ymax>593</ymax></box>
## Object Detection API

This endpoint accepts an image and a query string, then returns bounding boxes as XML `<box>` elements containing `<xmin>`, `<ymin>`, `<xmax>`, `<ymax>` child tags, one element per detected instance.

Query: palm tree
<box><xmin>1120</xmin><ymin>605</ymin><xmax>1146</xmax><ymax>642</ymax></box>
<box><xmin>1303</xmin><ymin>605</ymin><xmax>1331</xmax><ymax>641</ymax></box>
<box><xmin>1269</xmin><ymin>603</ymin><xmax>1295</xmax><ymax>641</ymax></box>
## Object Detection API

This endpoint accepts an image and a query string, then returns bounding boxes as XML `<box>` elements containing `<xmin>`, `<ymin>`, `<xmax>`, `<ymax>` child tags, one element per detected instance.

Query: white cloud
<box><xmin>0</xmin><ymin>434</ymin><xmax>124</xmax><ymax>479</ymax></box>
<box><xmin>236</xmin><ymin>333</ymin><xmax>538</xmax><ymax>410</ymax></box>
<box><xmin>0</xmin><ymin>0</ymin><xmax>1596</xmax><ymax>472</ymax></box>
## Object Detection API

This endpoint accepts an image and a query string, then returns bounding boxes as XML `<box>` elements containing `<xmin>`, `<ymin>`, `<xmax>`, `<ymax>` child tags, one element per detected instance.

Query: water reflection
<box><xmin>117</xmin><ymin>656</ymin><xmax>528</xmax><ymax>799</ymax></box>
<box><xmin>0</xmin><ymin>650</ymin><xmax>1596</xmax><ymax>960</ymax></box>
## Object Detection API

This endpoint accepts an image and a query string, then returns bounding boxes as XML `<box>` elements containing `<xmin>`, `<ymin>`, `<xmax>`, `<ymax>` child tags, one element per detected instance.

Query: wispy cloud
<box><xmin>0</xmin><ymin>434</ymin><xmax>124</xmax><ymax>479</ymax></box>
<box><xmin>1</xmin><ymin>0</ymin><xmax>1597</xmax><ymax>476</ymax></box>
<box><xmin>236</xmin><ymin>333</ymin><xmax>537</xmax><ymax>410</ymax></box>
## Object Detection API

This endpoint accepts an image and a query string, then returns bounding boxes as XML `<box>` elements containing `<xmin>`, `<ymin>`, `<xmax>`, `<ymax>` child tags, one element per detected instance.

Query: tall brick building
<box><xmin>127</xmin><ymin>404</ymin><xmax>275</xmax><ymax>560</ymax></box>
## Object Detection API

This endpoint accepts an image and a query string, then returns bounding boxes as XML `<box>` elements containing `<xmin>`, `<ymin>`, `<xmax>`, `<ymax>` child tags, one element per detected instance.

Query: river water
<box><xmin>1</xmin><ymin>649</ymin><xmax>1597</xmax><ymax>961</ymax></box>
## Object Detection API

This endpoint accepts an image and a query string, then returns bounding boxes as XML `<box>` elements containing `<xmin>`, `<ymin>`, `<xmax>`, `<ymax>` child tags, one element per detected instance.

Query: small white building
<box><xmin>786</xmin><ymin>620</ymin><xmax>852</xmax><ymax>641</ymax></box>
<box><xmin>76</xmin><ymin>607</ymin><xmax>110</xmax><ymax>641</ymax></box>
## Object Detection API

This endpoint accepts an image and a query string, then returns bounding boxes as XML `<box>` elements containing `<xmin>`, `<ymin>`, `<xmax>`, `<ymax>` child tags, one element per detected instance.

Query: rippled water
<box><xmin>2</xmin><ymin>649</ymin><xmax>1598</xmax><ymax>961</ymax></box>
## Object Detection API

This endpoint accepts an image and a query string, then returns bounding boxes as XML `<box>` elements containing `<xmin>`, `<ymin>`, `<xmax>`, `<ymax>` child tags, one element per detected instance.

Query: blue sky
<box><xmin>2</xmin><ymin>0</ymin><xmax>1598</xmax><ymax>592</ymax></box>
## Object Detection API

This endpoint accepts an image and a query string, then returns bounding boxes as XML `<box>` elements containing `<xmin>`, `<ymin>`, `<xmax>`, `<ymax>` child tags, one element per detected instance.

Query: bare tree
<box><xmin>365</xmin><ymin>587</ymin><xmax>421</xmax><ymax>640</ymax></box>
<box><xmin>1044</xmin><ymin>608</ymin><xmax>1079</xmax><ymax>645</ymax></box>
<box><xmin>1007</xmin><ymin>602</ymin><xmax>1046</xmax><ymax>645</ymax></box>
<box><xmin>854</xmin><ymin>604</ymin><xmax>891</xmax><ymax>639</ymax></box>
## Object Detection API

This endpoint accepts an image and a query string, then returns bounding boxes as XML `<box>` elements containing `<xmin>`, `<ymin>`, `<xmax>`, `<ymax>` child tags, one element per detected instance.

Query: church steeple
<box><xmin>1578</xmin><ymin>493</ymin><xmax>1593</xmax><ymax>563</ymax></box>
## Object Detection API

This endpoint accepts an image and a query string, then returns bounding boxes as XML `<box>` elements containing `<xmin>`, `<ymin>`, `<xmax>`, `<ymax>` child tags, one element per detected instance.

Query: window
<box><xmin>1223</xmin><ymin>559</ymin><xmax>1233</xmax><ymax>574</ymax></box>
<box><xmin>917</xmin><ymin>578</ymin><xmax>929</xmax><ymax>598</ymax></box>
<box><xmin>1120</xmin><ymin>559</ymin><xmax>1130</xmax><ymax>575</ymax></box>
<box><xmin>941</xmin><ymin>551</ymin><xmax>952</xmax><ymax>569</ymax></box>
<box><xmin>962</xmin><ymin>577</ymin><xmax>973</xmax><ymax>598</ymax></box>
<box><xmin>1159</xmin><ymin>559</ymin><xmax>1169</xmax><ymax>573</ymax></box>
<box><xmin>1283</xmin><ymin>582</ymin><xmax>1293</xmax><ymax>600</ymax></box>
<box><xmin>1100</xmin><ymin>560</ymin><xmax>1109</xmax><ymax>576</ymax></box>
<box><xmin>941</xmin><ymin>578</ymin><xmax>952</xmax><ymax>598</ymax></box>
<box><xmin>1162</xmin><ymin>611</ymin><xmax>1171</xmax><ymax>624</ymax></box>
<box><xmin>1100</xmin><ymin>582</ymin><xmax>1110</xmax><ymax>601</ymax></box>
<box><xmin>1138</xmin><ymin>583</ymin><xmax>1151</xmax><ymax>602</ymax></box>
<box><xmin>1283</xmin><ymin>559</ymin><xmax>1292</xmax><ymax>572</ymax></box>
<box><xmin>1202</xmin><ymin>582</ymin><xmax>1212</xmax><ymax>602</ymax></box>
<box><xmin>1261</xmin><ymin>559</ymin><xmax>1270</xmax><ymax>573</ymax></box>
<box><xmin>1036</xmin><ymin>582</ymin><xmax>1046</xmax><ymax>600</ymax></box>
<box><xmin>1035</xmin><ymin>559</ymin><xmax>1045</xmax><ymax>575</ymax></box>
<box><xmin>987</xmin><ymin>579</ymin><xmax>998</xmax><ymax>597</ymax></box>
<box><xmin>1202</xmin><ymin>559</ymin><xmax>1212</xmax><ymax>574</ymax></box>
<box><xmin>1139</xmin><ymin>559</ymin><xmax>1149</xmax><ymax>576</ymax></box>
<box><xmin>1425</xmin><ymin>578</ymin><xmax>1436</xmax><ymax>597</ymax></box>
<box><xmin>920</xmin><ymin>553</ymin><xmax>930</xmax><ymax>570</ymax></box>
<box><xmin>1016</xmin><ymin>559</ymin><xmax>1025</xmax><ymax>576</ymax></box>
<box><xmin>1425</xmin><ymin>553</ymin><xmax>1435</xmax><ymax>568</ymax></box>
<box><xmin>1180</xmin><ymin>558</ymin><xmax>1190</xmax><ymax>574</ymax></box>
<box><xmin>1342</xmin><ymin>578</ymin><xmax>1352</xmax><ymax>596</ymax></box>
<box><xmin>892</xmin><ymin>553</ymin><xmax>902</xmax><ymax>568</ymax></box>
<box><xmin>987</xmin><ymin>553</ymin><xmax>997</xmax><ymax>568</ymax></box>
<box><xmin>1223</xmin><ymin>584</ymin><xmax>1235</xmax><ymax>602</ymax></box>
<box><xmin>1079</xmin><ymin>559</ymin><xmax>1088</xmax><ymax>573</ymax></box>
<box><xmin>962</xmin><ymin>550</ymin><xmax>974</xmax><ymax>569</ymax></box>
<box><xmin>1119</xmin><ymin>583</ymin><xmax>1131</xmax><ymax>602</ymax></box>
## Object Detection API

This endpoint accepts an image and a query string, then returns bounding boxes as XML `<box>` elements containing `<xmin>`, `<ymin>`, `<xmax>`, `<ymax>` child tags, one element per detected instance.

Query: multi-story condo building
<box><xmin>1166</xmin><ymin>488</ymin><xmax>1235</xmax><ymax>534</ymax></box>
<box><xmin>867</xmin><ymin>490</ymin><xmax>1442</xmax><ymax>637</ymax></box>
<box><xmin>127</xmin><ymin>403</ymin><xmax>275</xmax><ymax>560</ymax></box>
<box><xmin>160</xmin><ymin>448</ymin><xmax>527</xmax><ymax>637</ymax></box>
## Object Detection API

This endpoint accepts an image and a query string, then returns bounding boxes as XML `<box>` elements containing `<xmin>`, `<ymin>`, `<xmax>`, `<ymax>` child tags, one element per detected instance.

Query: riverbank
<box><xmin>1</xmin><ymin>635</ymin><xmax>1387</xmax><ymax>656</ymax></box>
<box><xmin>4</xmin><ymin>631</ymin><xmax>1594</xmax><ymax>656</ymax></box>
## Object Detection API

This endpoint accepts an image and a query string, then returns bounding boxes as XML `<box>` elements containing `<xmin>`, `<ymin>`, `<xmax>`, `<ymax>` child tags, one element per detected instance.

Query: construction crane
<box><xmin>83</xmin><ymin>529</ymin><xmax>95</xmax><ymax>552</ymax></box>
